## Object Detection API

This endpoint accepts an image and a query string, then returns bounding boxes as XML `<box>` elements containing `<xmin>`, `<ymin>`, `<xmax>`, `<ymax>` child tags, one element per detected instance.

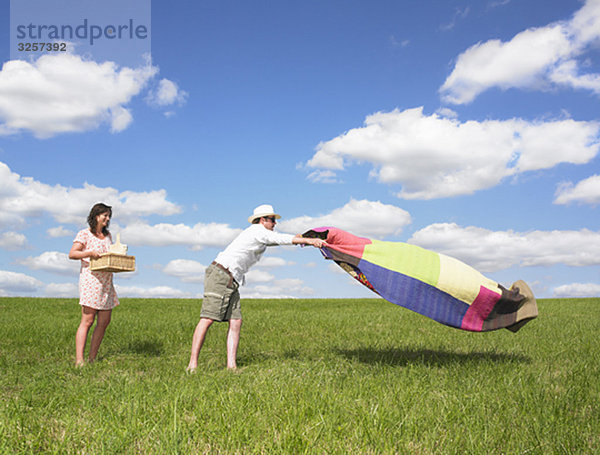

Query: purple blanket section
<box><xmin>358</xmin><ymin>259</ymin><xmax>470</xmax><ymax>329</ymax></box>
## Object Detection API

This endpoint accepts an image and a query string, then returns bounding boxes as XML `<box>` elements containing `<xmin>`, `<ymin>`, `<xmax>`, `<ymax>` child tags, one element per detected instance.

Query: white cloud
<box><xmin>554</xmin><ymin>174</ymin><xmax>600</xmax><ymax>205</ymax></box>
<box><xmin>146</xmin><ymin>78</ymin><xmax>188</xmax><ymax>107</ymax></box>
<box><xmin>0</xmin><ymin>231</ymin><xmax>27</xmax><ymax>250</ymax></box>
<box><xmin>440</xmin><ymin>6</ymin><xmax>470</xmax><ymax>32</ymax></box>
<box><xmin>47</xmin><ymin>226</ymin><xmax>75</xmax><ymax>238</ymax></box>
<box><xmin>0</xmin><ymin>53</ymin><xmax>158</xmax><ymax>138</ymax></box>
<box><xmin>163</xmin><ymin>259</ymin><xmax>206</xmax><ymax>283</ymax></box>
<box><xmin>245</xmin><ymin>269</ymin><xmax>275</xmax><ymax>283</ymax></box>
<box><xmin>115</xmin><ymin>284</ymin><xmax>191</xmax><ymax>298</ymax></box>
<box><xmin>440</xmin><ymin>25</ymin><xmax>570</xmax><ymax>104</ymax></box>
<box><xmin>242</xmin><ymin>278</ymin><xmax>313</xmax><ymax>298</ymax></box>
<box><xmin>0</xmin><ymin>212</ymin><xmax>25</xmax><ymax>230</ymax></box>
<box><xmin>488</xmin><ymin>0</ymin><xmax>511</xmax><ymax>9</ymax></box>
<box><xmin>553</xmin><ymin>282</ymin><xmax>600</xmax><ymax>298</ymax></box>
<box><xmin>409</xmin><ymin>223</ymin><xmax>600</xmax><ymax>273</ymax></box>
<box><xmin>16</xmin><ymin>251</ymin><xmax>79</xmax><ymax>275</ymax></box>
<box><xmin>435</xmin><ymin>107</ymin><xmax>458</xmax><ymax>119</ymax></box>
<box><xmin>570</xmin><ymin>0</ymin><xmax>600</xmax><ymax>46</ymax></box>
<box><xmin>328</xmin><ymin>263</ymin><xmax>347</xmax><ymax>275</ymax></box>
<box><xmin>121</xmin><ymin>221</ymin><xmax>241</xmax><ymax>250</ymax></box>
<box><xmin>0</xmin><ymin>160</ymin><xmax>181</xmax><ymax>226</ymax></box>
<box><xmin>278</xmin><ymin>198</ymin><xmax>412</xmax><ymax>239</ymax></box>
<box><xmin>440</xmin><ymin>0</ymin><xmax>600</xmax><ymax>104</ymax></box>
<box><xmin>549</xmin><ymin>60</ymin><xmax>600</xmax><ymax>95</ymax></box>
<box><xmin>257</xmin><ymin>256</ymin><xmax>290</xmax><ymax>268</ymax></box>
<box><xmin>515</xmin><ymin>119</ymin><xmax>599</xmax><ymax>172</ymax></box>
<box><xmin>389</xmin><ymin>35</ymin><xmax>410</xmax><ymax>48</ymax></box>
<box><xmin>306</xmin><ymin>108</ymin><xmax>600</xmax><ymax>199</ymax></box>
<box><xmin>109</xmin><ymin>106</ymin><xmax>134</xmax><ymax>133</ymax></box>
<box><xmin>0</xmin><ymin>270</ymin><xmax>43</xmax><ymax>293</ymax></box>
<box><xmin>307</xmin><ymin>170</ymin><xmax>340</xmax><ymax>184</ymax></box>
<box><xmin>44</xmin><ymin>282</ymin><xmax>79</xmax><ymax>298</ymax></box>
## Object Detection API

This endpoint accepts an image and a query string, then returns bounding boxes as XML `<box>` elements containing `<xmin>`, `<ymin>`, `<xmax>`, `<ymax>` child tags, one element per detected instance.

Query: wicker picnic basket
<box><xmin>90</xmin><ymin>253</ymin><xmax>136</xmax><ymax>273</ymax></box>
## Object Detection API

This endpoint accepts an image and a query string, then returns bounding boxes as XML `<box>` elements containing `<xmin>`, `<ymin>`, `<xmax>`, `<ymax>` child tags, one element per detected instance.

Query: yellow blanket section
<box><xmin>362</xmin><ymin>240</ymin><xmax>501</xmax><ymax>305</ymax></box>
<box><xmin>436</xmin><ymin>254</ymin><xmax>501</xmax><ymax>304</ymax></box>
<box><xmin>362</xmin><ymin>240</ymin><xmax>440</xmax><ymax>286</ymax></box>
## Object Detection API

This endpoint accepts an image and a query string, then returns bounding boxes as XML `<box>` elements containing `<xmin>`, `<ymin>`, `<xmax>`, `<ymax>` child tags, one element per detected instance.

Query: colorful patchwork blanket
<box><xmin>303</xmin><ymin>227</ymin><xmax>537</xmax><ymax>332</ymax></box>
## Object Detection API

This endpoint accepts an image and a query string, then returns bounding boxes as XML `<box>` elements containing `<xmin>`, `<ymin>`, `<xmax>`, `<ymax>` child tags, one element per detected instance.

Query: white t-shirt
<box><xmin>214</xmin><ymin>224</ymin><xmax>295</xmax><ymax>284</ymax></box>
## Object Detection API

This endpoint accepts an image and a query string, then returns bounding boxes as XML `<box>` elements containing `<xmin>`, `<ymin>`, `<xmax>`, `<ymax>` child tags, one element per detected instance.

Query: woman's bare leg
<box><xmin>88</xmin><ymin>309</ymin><xmax>112</xmax><ymax>363</ymax></box>
<box><xmin>75</xmin><ymin>306</ymin><xmax>97</xmax><ymax>365</ymax></box>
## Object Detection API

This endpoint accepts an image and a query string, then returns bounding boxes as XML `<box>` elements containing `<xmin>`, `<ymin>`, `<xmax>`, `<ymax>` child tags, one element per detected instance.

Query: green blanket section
<box><xmin>362</xmin><ymin>240</ymin><xmax>441</xmax><ymax>286</ymax></box>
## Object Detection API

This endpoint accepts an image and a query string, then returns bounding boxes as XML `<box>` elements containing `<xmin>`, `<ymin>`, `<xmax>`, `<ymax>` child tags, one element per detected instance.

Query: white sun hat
<box><xmin>248</xmin><ymin>204</ymin><xmax>281</xmax><ymax>223</ymax></box>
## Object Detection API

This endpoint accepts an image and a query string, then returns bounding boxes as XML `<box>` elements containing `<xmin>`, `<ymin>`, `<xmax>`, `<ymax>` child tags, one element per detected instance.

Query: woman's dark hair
<box><xmin>87</xmin><ymin>203</ymin><xmax>112</xmax><ymax>235</ymax></box>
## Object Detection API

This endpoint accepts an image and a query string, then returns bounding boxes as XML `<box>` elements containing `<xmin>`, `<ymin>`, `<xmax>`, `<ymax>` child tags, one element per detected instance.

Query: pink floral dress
<box><xmin>74</xmin><ymin>229</ymin><xmax>120</xmax><ymax>310</ymax></box>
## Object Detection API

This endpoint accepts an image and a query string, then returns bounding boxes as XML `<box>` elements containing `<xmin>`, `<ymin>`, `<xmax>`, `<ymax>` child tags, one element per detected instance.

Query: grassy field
<box><xmin>0</xmin><ymin>297</ymin><xmax>599</xmax><ymax>454</ymax></box>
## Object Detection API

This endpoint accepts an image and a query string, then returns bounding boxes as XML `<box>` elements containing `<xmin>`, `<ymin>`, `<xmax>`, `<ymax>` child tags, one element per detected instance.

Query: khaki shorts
<box><xmin>200</xmin><ymin>263</ymin><xmax>241</xmax><ymax>322</ymax></box>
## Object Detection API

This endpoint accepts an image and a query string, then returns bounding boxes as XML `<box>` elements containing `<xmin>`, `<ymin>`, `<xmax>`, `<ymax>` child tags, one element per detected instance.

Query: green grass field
<box><xmin>0</xmin><ymin>297</ymin><xmax>599</xmax><ymax>454</ymax></box>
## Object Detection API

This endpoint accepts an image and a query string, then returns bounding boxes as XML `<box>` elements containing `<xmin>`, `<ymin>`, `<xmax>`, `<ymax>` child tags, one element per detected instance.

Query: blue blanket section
<box><xmin>358</xmin><ymin>259</ymin><xmax>470</xmax><ymax>329</ymax></box>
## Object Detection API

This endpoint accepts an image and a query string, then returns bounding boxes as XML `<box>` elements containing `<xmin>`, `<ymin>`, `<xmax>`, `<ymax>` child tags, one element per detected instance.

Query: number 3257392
<box><xmin>17</xmin><ymin>42</ymin><xmax>67</xmax><ymax>52</ymax></box>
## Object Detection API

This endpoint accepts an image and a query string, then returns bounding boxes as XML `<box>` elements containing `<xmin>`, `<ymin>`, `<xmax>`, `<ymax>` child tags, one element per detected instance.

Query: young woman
<box><xmin>69</xmin><ymin>203</ymin><xmax>119</xmax><ymax>366</ymax></box>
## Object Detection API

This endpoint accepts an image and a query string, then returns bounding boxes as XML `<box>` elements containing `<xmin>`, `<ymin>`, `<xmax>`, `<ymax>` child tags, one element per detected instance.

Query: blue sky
<box><xmin>1</xmin><ymin>0</ymin><xmax>599</xmax><ymax>299</ymax></box>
